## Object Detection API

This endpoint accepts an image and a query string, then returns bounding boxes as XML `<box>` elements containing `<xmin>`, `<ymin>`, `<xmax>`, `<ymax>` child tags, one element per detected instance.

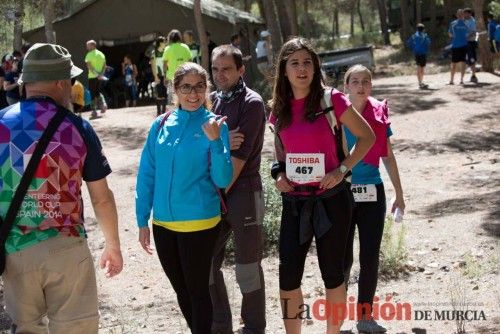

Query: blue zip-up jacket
<box><xmin>407</xmin><ymin>31</ymin><xmax>431</xmax><ymax>55</ymax></box>
<box><xmin>135</xmin><ymin>106</ymin><xmax>232</xmax><ymax>231</ymax></box>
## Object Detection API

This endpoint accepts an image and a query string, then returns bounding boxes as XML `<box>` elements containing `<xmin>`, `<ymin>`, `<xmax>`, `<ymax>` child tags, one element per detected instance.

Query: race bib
<box><xmin>351</xmin><ymin>184</ymin><xmax>377</xmax><ymax>202</ymax></box>
<box><xmin>286</xmin><ymin>153</ymin><xmax>325</xmax><ymax>184</ymax></box>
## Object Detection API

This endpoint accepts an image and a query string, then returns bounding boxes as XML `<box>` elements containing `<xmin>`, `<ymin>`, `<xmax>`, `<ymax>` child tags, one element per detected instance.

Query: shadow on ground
<box><xmin>393</xmin><ymin>130</ymin><xmax>500</xmax><ymax>155</ymax></box>
<box><xmin>98</xmin><ymin>126</ymin><xmax>147</xmax><ymax>151</ymax></box>
<box><xmin>371</xmin><ymin>85</ymin><xmax>448</xmax><ymax>115</ymax></box>
<box><xmin>422</xmin><ymin>190</ymin><xmax>500</xmax><ymax>238</ymax></box>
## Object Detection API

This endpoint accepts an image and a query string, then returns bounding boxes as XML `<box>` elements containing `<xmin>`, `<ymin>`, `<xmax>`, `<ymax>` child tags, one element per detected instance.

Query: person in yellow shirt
<box><xmin>71</xmin><ymin>78</ymin><xmax>84</xmax><ymax>115</ymax></box>
<box><xmin>85</xmin><ymin>40</ymin><xmax>107</xmax><ymax>118</ymax></box>
<box><xmin>163</xmin><ymin>30</ymin><xmax>192</xmax><ymax>104</ymax></box>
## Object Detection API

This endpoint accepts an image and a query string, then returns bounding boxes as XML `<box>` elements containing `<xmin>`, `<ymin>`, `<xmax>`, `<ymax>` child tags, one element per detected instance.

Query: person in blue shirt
<box><xmin>496</xmin><ymin>23</ymin><xmax>500</xmax><ymax>52</ymax></box>
<box><xmin>135</xmin><ymin>62</ymin><xmax>232</xmax><ymax>334</ymax></box>
<box><xmin>448</xmin><ymin>9</ymin><xmax>469</xmax><ymax>85</ymax></box>
<box><xmin>407</xmin><ymin>23</ymin><xmax>431</xmax><ymax>89</ymax></box>
<box><xmin>487</xmin><ymin>13</ymin><xmax>498</xmax><ymax>53</ymax></box>
<box><xmin>463</xmin><ymin>8</ymin><xmax>478</xmax><ymax>83</ymax></box>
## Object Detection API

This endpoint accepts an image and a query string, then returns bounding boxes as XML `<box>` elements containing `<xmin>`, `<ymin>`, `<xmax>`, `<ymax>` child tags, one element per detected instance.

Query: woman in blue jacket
<box><xmin>135</xmin><ymin>62</ymin><xmax>233</xmax><ymax>334</ymax></box>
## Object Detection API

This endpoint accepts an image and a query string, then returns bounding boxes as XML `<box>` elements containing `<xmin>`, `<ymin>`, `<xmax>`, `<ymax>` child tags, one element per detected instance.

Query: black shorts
<box><xmin>415</xmin><ymin>54</ymin><xmax>427</xmax><ymax>67</ymax></box>
<box><xmin>279</xmin><ymin>184</ymin><xmax>353</xmax><ymax>291</ymax></box>
<box><xmin>466</xmin><ymin>41</ymin><xmax>477</xmax><ymax>65</ymax></box>
<box><xmin>451</xmin><ymin>46</ymin><xmax>467</xmax><ymax>63</ymax></box>
<box><xmin>88</xmin><ymin>78</ymin><xmax>101</xmax><ymax>100</ymax></box>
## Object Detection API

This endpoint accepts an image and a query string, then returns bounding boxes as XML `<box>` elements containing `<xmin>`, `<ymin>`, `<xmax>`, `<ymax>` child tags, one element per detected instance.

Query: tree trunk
<box><xmin>357</xmin><ymin>0</ymin><xmax>365</xmax><ymax>32</ymax></box>
<box><xmin>194</xmin><ymin>0</ymin><xmax>209</xmax><ymax>70</ymax></box>
<box><xmin>473</xmin><ymin>0</ymin><xmax>493</xmax><ymax>72</ymax></box>
<box><xmin>334</xmin><ymin>6</ymin><xmax>339</xmax><ymax>37</ymax></box>
<box><xmin>350</xmin><ymin>2</ymin><xmax>355</xmax><ymax>38</ymax></box>
<box><xmin>276</xmin><ymin>0</ymin><xmax>292</xmax><ymax>41</ymax></box>
<box><xmin>443</xmin><ymin>0</ymin><xmax>453</xmax><ymax>25</ymax></box>
<box><xmin>286</xmin><ymin>0</ymin><xmax>299</xmax><ymax>36</ymax></box>
<box><xmin>13</xmin><ymin>0</ymin><xmax>24</xmax><ymax>52</ymax></box>
<box><xmin>303</xmin><ymin>0</ymin><xmax>312</xmax><ymax>38</ymax></box>
<box><xmin>416</xmin><ymin>0</ymin><xmax>422</xmax><ymax>24</ymax></box>
<box><xmin>43</xmin><ymin>0</ymin><xmax>56</xmax><ymax>43</ymax></box>
<box><xmin>400</xmin><ymin>0</ymin><xmax>411</xmax><ymax>44</ymax></box>
<box><xmin>376</xmin><ymin>0</ymin><xmax>390</xmax><ymax>45</ymax></box>
<box><xmin>243</xmin><ymin>0</ymin><xmax>251</xmax><ymax>12</ymax></box>
<box><xmin>429</xmin><ymin>0</ymin><xmax>437</xmax><ymax>37</ymax></box>
<box><xmin>262</xmin><ymin>0</ymin><xmax>283</xmax><ymax>52</ymax></box>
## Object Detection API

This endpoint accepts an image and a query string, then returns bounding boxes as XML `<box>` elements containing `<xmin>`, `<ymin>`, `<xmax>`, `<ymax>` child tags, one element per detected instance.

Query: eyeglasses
<box><xmin>178</xmin><ymin>83</ymin><xmax>207</xmax><ymax>94</ymax></box>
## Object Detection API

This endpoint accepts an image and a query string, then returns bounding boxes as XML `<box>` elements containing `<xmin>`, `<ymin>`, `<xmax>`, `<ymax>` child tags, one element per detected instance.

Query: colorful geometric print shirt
<box><xmin>0</xmin><ymin>98</ymin><xmax>111</xmax><ymax>254</ymax></box>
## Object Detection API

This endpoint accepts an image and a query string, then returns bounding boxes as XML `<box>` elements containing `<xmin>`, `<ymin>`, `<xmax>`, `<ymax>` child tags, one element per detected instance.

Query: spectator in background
<box><xmin>163</xmin><ymin>30</ymin><xmax>192</xmax><ymax>104</ymax></box>
<box><xmin>255</xmin><ymin>30</ymin><xmax>273</xmax><ymax>78</ymax></box>
<box><xmin>71</xmin><ymin>78</ymin><xmax>85</xmax><ymax>116</ymax></box>
<box><xmin>230</xmin><ymin>33</ymin><xmax>252</xmax><ymax>61</ymax></box>
<box><xmin>3</xmin><ymin>58</ymin><xmax>21</xmax><ymax>105</ymax></box>
<box><xmin>206</xmin><ymin>31</ymin><xmax>218</xmax><ymax>82</ymax></box>
<box><xmin>448</xmin><ymin>9</ymin><xmax>468</xmax><ymax>85</ymax></box>
<box><xmin>183</xmin><ymin>30</ymin><xmax>201</xmax><ymax>64</ymax></box>
<box><xmin>151</xmin><ymin>36</ymin><xmax>168</xmax><ymax>115</ymax></box>
<box><xmin>496</xmin><ymin>22</ymin><xmax>500</xmax><ymax>52</ymax></box>
<box><xmin>463</xmin><ymin>8</ymin><xmax>478</xmax><ymax>83</ymax></box>
<box><xmin>487</xmin><ymin>13</ymin><xmax>498</xmax><ymax>53</ymax></box>
<box><xmin>85</xmin><ymin>39</ymin><xmax>108</xmax><ymax>118</ymax></box>
<box><xmin>0</xmin><ymin>54</ymin><xmax>10</xmax><ymax>109</ymax></box>
<box><xmin>137</xmin><ymin>51</ymin><xmax>153</xmax><ymax>100</ymax></box>
<box><xmin>122</xmin><ymin>54</ymin><xmax>138</xmax><ymax>107</ymax></box>
<box><xmin>406</xmin><ymin>23</ymin><xmax>431</xmax><ymax>89</ymax></box>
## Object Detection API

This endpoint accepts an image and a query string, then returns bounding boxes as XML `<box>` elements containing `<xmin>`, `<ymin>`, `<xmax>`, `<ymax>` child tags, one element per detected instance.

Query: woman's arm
<box><xmin>320</xmin><ymin>105</ymin><xmax>375</xmax><ymax>189</ymax></box>
<box><xmin>3</xmin><ymin>80</ymin><xmax>18</xmax><ymax>92</ymax></box>
<box><xmin>339</xmin><ymin>105</ymin><xmax>375</xmax><ymax>170</ymax></box>
<box><xmin>381</xmin><ymin>138</ymin><xmax>405</xmax><ymax>212</ymax></box>
<box><xmin>135</xmin><ymin>121</ymin><xmax>158</xmax><ymax>228</ymax></box>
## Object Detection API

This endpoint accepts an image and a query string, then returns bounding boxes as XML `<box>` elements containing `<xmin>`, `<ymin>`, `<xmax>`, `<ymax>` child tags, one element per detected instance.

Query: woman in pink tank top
<box><xmin>269</xmin><ymin>38</ymin><xmax>375</xmax><ymax>334</ymax></box>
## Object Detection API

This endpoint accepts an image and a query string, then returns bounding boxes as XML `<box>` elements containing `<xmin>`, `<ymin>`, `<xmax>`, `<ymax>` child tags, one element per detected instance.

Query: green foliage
<box><xmin>379</xmin><ymin>217</ymin><xmax>409</xmax><ymax>280</ymax></box>
<box><xmin>489</xmin><ymin>1</ymin><xmax>500</xmax><ymax>19</ymax></box>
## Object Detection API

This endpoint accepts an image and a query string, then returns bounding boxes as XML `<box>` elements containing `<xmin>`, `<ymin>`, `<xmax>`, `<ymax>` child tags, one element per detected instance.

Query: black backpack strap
<box><xmin>0</xmin><ymin>108</ymin><xmax>68</xmax><ymax>247</ymax></box>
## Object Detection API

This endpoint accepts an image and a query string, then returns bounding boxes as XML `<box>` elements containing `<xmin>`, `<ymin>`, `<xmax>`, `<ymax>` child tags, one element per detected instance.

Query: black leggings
<box><xmin>153</xmin><ymin>223</ymin><xmax>220</xmax><ymax>334</ymax></box>
<box><xmin>279</xmin><ymin>188</ymin><xmax>353</xmax><ymax>291</ymax></box>
<box><xmin>344</xmin><ymin>183</ymin><xmax>386</xmax><ymax>314</ymax></box>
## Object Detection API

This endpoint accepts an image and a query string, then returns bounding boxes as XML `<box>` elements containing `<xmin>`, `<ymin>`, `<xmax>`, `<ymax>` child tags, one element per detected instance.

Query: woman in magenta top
<box><xmin>269</xmin><ymin>38</ymin><xmax>375</xmax><ymax>334</ymax></box>
<box><xmin>343</xmin><ymin>64</ymin><xmax>405</xmax><ymax>333</ymax></box>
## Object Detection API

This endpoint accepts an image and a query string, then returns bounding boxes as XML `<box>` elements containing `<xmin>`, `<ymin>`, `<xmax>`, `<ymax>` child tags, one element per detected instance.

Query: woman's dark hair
<box><xmin>173</xmin><ymin>62</ymin><xmax>212</xmax><ymax>109</ymax></box>
<box><xmin>168</xmin><ymin>29</ymin><xmax>182</xmax><ymax>44</ymax></box>
<box><xmin>155</xmin><ymin>36</ymin><xmax>166</xmax><ymax>49</ymax></box>
<box><xmin>269</xmin><ymin>37</ymin><xmax>324</xmax><ymax>132</ymax></box>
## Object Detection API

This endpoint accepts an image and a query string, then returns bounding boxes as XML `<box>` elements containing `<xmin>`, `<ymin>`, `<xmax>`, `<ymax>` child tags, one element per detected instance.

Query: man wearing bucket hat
<box><xmin>0</xmin><ymin>43</ymin><xmax>123</xmax><ymax>334</ymax></box>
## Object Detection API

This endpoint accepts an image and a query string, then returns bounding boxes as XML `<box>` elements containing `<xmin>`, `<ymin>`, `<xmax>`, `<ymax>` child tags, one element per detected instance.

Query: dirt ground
<box><xmin>1</xmin><ymin>70</ymin><xmax>499</xmax><ymax>334</ymax></box>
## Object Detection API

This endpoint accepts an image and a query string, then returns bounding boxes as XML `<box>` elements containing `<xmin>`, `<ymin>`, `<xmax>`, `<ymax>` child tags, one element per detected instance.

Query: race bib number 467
<box><xmin>286</xmin><ymin>153</ymin><xmax>325</xmax><ymax>184</ymax></box>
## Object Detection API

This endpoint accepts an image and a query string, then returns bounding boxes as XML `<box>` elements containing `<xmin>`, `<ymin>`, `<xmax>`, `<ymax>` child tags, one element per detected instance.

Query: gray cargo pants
<box><xmin>209</xmin><ymin>190</ymin><xmax>266</xmax><ymax>334</ymax></box>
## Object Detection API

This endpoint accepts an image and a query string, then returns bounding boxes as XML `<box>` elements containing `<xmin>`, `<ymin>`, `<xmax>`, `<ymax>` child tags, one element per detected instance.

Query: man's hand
<box><xmin>100</xmin><ymin>245</ymin><xmax>123</xmax><ymax>278</ymax></box>
<box><xmin>229</xmin><ymin>127</ymin><xmax>244</xmax><ymax>150</ymax></box>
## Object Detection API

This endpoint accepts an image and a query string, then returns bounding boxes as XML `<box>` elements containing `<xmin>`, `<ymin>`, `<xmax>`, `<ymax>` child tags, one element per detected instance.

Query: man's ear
<box><xmin>239</xmin><ymin>64</ymin><xmax>246</xmax><ymax>76</ymax></box>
